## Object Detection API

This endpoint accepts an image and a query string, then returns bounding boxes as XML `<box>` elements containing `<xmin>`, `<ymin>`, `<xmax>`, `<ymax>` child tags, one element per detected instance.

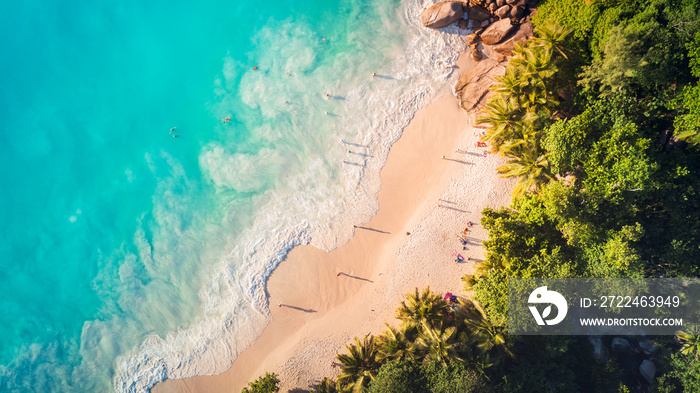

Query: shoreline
<box><xmin>153</xmin><ymin>47</ymin><xmax>514</xmax><ymax>393</ymax></box>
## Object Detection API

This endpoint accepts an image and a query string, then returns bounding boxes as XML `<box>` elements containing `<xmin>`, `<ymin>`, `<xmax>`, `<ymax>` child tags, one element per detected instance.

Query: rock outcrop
<box><xmin>454</xmin><ymin>59</ymin><xmax>506</xmax><ymax>112</ymax></box>
<box><xmin>471</xmin><ymin>48</ymin><xmax>483</xmax><ymax>61</ymax></box>
<box><xmin>480</xmin><ymin>18</ymin><xmax>514</xmax><ymax>45</ymax></box>
<box><xmin>420</xmin><ymin>1</ymin><xmax>465</xmax><ymax>29</ymax></box>
<box><xmin>468</xmin><ymin>4</ymin><xmax>491</xmax><ymax>21</ymax></box>
<box><xmin>495</xmin><ymin>5</ymin><xmax>511</xmax><ymax>19</ymax></box>
<box><xmin>510</xmin><ymin>5</ymin><xmax>524</xmax><ymax>19</ymax></box>
<box><xmin>493</xmin><ymin>22</ymin><xmax>533</xmax><ymax>55</ymax></box>
<box><xmin>420</xmin><ymin>0</ymin><xmax>536</xmax><ymax>32</ymax></box>
<box><xmin>638</xmin><ymin>339</ymin><xmax>658</xmax><ymax>355</ymax></box>
<box><xmin>639</xmin><ymin>360</ymin><xmax>656</xmax><ymax>384</ymax></box>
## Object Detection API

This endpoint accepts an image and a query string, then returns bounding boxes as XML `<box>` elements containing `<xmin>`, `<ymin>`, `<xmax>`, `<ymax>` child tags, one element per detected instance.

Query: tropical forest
<box><xmin>241</xmin><ymin>0</ymin><xmax>700</xmax><ymax>391</ymax></box>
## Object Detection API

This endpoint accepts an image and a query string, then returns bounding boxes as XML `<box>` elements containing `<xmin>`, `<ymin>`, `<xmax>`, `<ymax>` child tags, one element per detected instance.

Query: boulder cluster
<box><xmin>421</xmin><ymin>0</ymin><xmax>536</xmax><ymax>60</ymax></box>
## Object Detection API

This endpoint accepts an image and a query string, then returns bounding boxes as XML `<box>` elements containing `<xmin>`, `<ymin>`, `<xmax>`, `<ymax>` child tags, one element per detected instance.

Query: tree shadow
<box><xmin>354</xmin><ymin>225</ymin><xmax>390</xmax><ymax>234</ymax></box>
<box><xmin>337</xmin><ymin>272</ymin><xmax>374</xmax><ymax>283</ymax></box>
<box><xmin>437</xmin><ymin>205</ymin><xmax>470</xmax><ymax>213</ymax></box>
<box><xmin>348</xmin><ymin>151</ymin><xmax>374</xmax><ymax>158</ymax></box>
<box><xmin>341</xmin><ymin>140</ymin><xmax>369</xmax><ymax>148</ymax></box>
<box><xmin>279</xmin><ymin>304</ymin><xmax>317</xmax><ymax>313</ymax></box>
<box><xmin>464</xmin><ymin>236</ymin><xmax>482</xmax><ymax>246</ymax></box>
<box><xmin>444</xmin><ymin>158</ymin><xmax>474</xmax><ymax>165</ymax></box>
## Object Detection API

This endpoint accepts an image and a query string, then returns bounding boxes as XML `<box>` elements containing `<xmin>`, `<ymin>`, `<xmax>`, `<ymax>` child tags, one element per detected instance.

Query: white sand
<box><xmin>153</xmin><ymin>48</ymin><xmax>514</xmax><ymax>393</ymax></box>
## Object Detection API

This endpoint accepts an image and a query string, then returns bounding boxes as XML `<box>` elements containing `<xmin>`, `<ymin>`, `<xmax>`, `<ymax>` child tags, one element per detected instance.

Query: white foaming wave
<box><xmin>114</xmin><ymin>1</ymin><xmax>468</xmax><ymax>391</ymax></box>
<box><xmin>201</xmin><ymin>146</ymin><xmax>286</xmax><ymax>193</ymax></box>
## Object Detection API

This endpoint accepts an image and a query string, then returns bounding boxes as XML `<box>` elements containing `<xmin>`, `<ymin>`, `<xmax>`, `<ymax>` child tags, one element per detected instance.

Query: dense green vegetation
<box><xmin>469</xmin><ymin>0</ymin><xmax>700</xmax><ymax>391</ymax></box>
<box><xmin>241</xmin><ymin>372</ymin><xmax>280</xmax><ymax>393</ymax></box>
<box><xmin>241</xmin><ymin>0</ymin><xmax>700</xmax><ymax>391</ymax></box>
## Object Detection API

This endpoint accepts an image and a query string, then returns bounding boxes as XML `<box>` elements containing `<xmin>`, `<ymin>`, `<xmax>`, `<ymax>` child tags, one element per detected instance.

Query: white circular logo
<box><xmin>528</xmin><ymin>286</ymin><xmax>568</xmax><ymax>326</ymax></box>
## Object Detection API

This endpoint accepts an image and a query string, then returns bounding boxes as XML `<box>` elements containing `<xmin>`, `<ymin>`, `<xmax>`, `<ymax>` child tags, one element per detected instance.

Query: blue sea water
<box><xmin>0</xmin><ymin>0</ymin><xmax>467</xmax><ymax>391</ymax></box>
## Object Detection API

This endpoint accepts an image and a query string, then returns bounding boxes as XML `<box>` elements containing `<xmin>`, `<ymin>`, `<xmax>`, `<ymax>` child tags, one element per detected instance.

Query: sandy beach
<box><xmin>153</xmin><ymin>47</ymin><xmax>514</xmax><ymax>393</ymax></box>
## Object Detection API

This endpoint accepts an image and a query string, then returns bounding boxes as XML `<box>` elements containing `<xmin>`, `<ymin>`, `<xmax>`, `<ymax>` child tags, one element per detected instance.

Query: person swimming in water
<box><xmin>170</xmin><ymin>127</ymin><xmax>176</xmax><ymax>133</ymax></box>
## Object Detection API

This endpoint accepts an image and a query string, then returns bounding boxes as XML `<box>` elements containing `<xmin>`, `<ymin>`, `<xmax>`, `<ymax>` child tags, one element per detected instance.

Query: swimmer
<box><xmin>222</xmin><ymin>117</ymin><xmax>230</xmax><ymax>123</ymax></box>
<box><xmin>287</xmin><ymin>72</ymin><xmax>291</xmax><ymax>77</ymax></box>
<box><xmin>170</xmin><ymin>127</ymin><xmax>176</xmax><ymax>133</ymax></box>
<box><xmin>172</xmin><ymin>134</ymin><xmax>178</xmax><ymax>138</ymax></box>
<box><xmin>253</xmin><ymin>66</ymin><xmax>258</xmax><ymax>70</ymax></box>
<box><xmin>322</xmin><ymin>37</ymin><xmax>326</xmax><ymax>42</ymax></box>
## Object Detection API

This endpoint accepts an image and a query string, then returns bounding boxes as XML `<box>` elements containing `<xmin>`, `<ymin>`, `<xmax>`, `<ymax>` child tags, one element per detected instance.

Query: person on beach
<box><xmin>372</xmin><ymin>72</ymin><xmax>376</xmax><ymax>78</ymax></box>
<box><xmin>325</xmin><ymin>93</ymin><xmax>330</xmax><ymax>99</ymax></box>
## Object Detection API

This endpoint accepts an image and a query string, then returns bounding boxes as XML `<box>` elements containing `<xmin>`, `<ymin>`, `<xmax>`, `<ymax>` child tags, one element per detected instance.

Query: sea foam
<box><xmin>113</xmin><ymin>1</ymin><xmax>469</xmax><ymax>391</ymax></box>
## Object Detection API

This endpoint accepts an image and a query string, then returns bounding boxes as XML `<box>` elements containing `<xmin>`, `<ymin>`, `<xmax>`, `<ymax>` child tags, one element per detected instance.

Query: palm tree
<box><xmin>462</xmin><ymin>301</ymin><xmax>512</xmax><ymax>368</ymax></box>
<box><xmin>315</xmin><ymin>377</ymin><xmax>340</xmax><ymax>393</ymax></box>
<box><xmin>376</xmin><ymin>324</ymin><xmax>415</xmax><ymax>363</ymax></box>
<box><xmin>511</xmin><ymin>42</ymin><xmax>557</xmax><ymax>80</ymax></box>
<box><xmin>491</xmin><ymin>67</ymin><xmax>525</xmax><ymax>101</ymax></box>
<box><xmin>676</xmin><ymin>330</ymin><xmax>700</xmax><ymax>359</ymax></box>
<box><xmin>395</xmin><ymin>287</ymin><xmax>449</xmax><ymax>330</ymax></box>
<box><xmin>336</xmin><ymin>336</ymin><xmax>381</xmax><ymax>392</ymax></box>
<box><xmin>510</xmin><ymin>42</ymin><xmax>560</xmax><ymax>112</ymax></box>
<box><xmin>462</xmin><ymin>273</ymin><xmax>480</xmax><ymax>290</ymax></box>
<box><xmin>414</xmin><ymin>320</ymin><xmax>462</xmax><ymax>366</ymax></box>
<box><xmin>476</xmin><ymin>96</ymin><xmax>524</xmax><ymax>153</ymax></box>
<box><xmin>473</xmin><ymin>257</ymin><xmax>507</xmax><ymax>276</ymax></box>
<box><xmin>532</xmin><ymin>25</ymin><xmax>571</xmax><ymax>60</ymax></box>
<box><xmin>496</xmin><ymin>146</ymin><xmax>554</xmax><ymax>198</ymax></box>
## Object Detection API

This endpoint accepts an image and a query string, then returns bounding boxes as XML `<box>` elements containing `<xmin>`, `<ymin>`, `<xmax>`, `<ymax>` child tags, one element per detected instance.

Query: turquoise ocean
<box><xmin>0</xmin><ymin>0</ymin><xmax>467</xmax><ymax>391</ymax></box>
